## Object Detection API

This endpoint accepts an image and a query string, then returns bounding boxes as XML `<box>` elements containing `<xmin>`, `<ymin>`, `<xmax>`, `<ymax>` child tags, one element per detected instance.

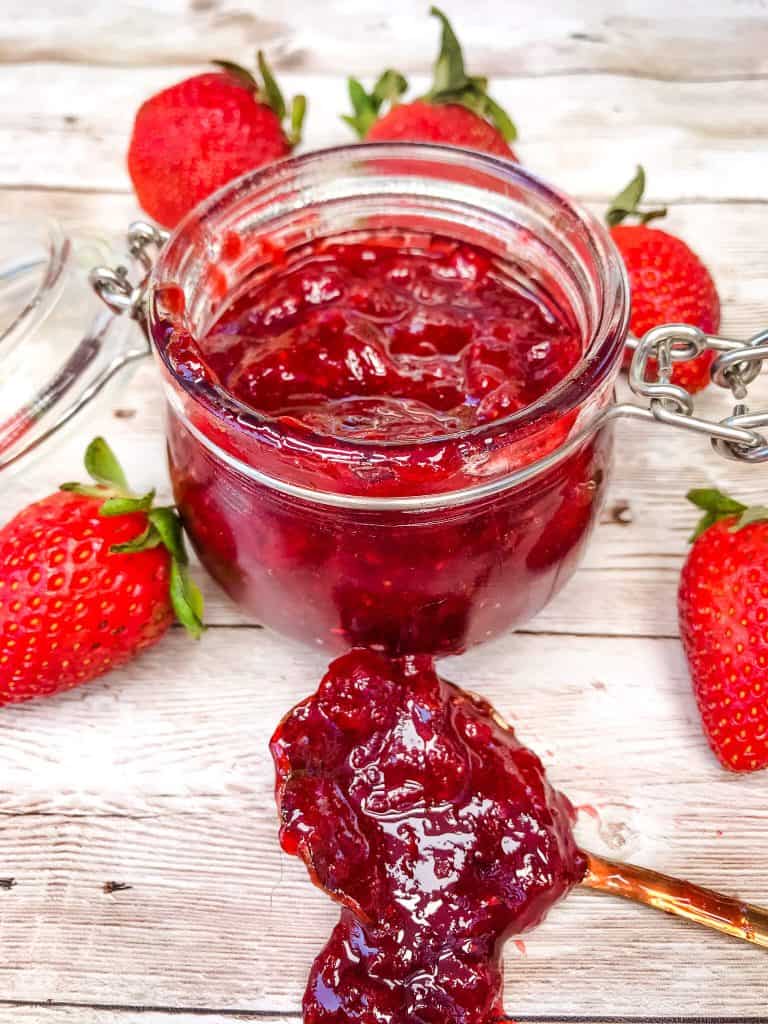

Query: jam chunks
<box><xmin>198</xmin><ymin>237</ymin><xmax>582</xmax><ymax>441</ymax></box>
<box><xmin>270</xmin><ymin>650</ymin><xmax>586</xmax><ymax>1022</ymax></box>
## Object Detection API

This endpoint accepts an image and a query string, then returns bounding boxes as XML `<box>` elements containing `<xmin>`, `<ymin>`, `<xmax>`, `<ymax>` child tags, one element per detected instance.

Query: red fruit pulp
<box><xmin>161</xmin><ymin>232</ymin><xmax>613</xmax><ymax>654</ymax></box>
<box><xmin>270</xmin><ymin>650</ymin><xmax>587</xmax><ymax>1023</ymax></box>
<box><xmin>197</xmin><ymin>236</ymin><xmax>581</xmax><ymax>439</ymax></box>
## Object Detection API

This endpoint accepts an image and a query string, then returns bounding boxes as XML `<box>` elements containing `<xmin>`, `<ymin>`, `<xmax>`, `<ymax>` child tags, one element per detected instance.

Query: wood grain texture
<box><xmin>1</xmin><ymin>63</ymin><xmax>768</xmax><ymax>201</ymax></box>
<box><xmin>2</xmin><ymin>0</ymin><xmax>767</xmax><ymax>80</ymax></box>
<box><xmin>44</xmin><ymin>1010</ymin><xmax>688</xmax><ymax>1024</ymax></box>
<box><xmin>0</xmin><ymin>1014</ymin><xmax>294</xmax><ymax>1024</ymax></box>
<box><xmin>4</xmin><ymin>1016</ymin><xmax>761</xmax><ymax>1024</ymax></box>
<box><xmin>1</xmin><ymin>631</ymin><xmax>767</xmax><ymax>1014</ymax></box>
<box><xmin>2</xmin><ymin>0</ymin><xmax>768</xmax><ymax>1019</ymax></box>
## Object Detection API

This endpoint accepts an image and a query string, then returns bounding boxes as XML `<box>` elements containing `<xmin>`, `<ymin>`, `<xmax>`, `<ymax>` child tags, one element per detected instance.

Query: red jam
<box><xmin>197</xmin><ymin>237</ymin><xmax>582</xmax><ymax>440</ymax></box>
<box><xmin>162</xmin><ymin>232</ymin><xmax>612</xmax><ymax>654</ymax></box>
<box><xmin>270</xmin><ymin>650</ymin><xmax>587</xmax><ymax>1023</ymax></box>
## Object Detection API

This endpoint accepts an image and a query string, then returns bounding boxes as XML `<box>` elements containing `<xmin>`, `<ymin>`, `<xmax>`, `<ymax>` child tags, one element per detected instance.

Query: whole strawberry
<box><xmin>0</xmin><ymin>439</ymin><xmax>203</xmax><ymax>705</ymax></box>
<box><xmin>607</xmin><ymin>166</ymin><xmax>720</xmax><ymax>393</ymax></box>
<box><xmin>343</xmin><ymin>7</ymin><xmax>517</xmax><ymax>158</ymax></box>
<box><xmin>679</xmin><ymin>488</ymin><xmax>768</xmax><ymax>772</ymax></box>
<box><xmin>128</xmin><ymin>53</ymin><xmax>306</xmax><ymax>229</ymax></box>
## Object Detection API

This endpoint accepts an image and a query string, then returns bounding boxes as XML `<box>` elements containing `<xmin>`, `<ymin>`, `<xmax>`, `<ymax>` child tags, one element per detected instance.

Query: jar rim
<box><xmin>151</xmin><ymin>143</ymin><xmax>628</xmax><ymax>451</ymax></box>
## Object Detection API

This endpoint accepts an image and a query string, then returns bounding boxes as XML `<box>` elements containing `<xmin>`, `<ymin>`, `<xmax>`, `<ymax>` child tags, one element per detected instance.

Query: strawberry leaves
<box><xmin>61</xmin><ymin>438</ymin><xmax>205</xmax><ymax>638</ymax></box>
<box><xmin>84</xmin><ymin>436</ymin><xmax>130</xmax><ymax>490</ymax></box>
<box><xmin>425</xmin><ymin>6</ymin><xmax>517</xmax><ymax>142</ymax></box>
<box><xmin>288</xmin><ymin>94</ymin><xmax>307</xmax><ymax>147</ymax></box>
<box><xmin>211</xmin><ymin>59</ymin><xmax>260</xmax><ymax>93</ymax></box>
<box><xmin>256</xmin><ymin>51</ymin><xmax>306</xmax><ymax>147</ymax></box>
<box><xmin>100</xmin><ymin>492</ymin><xmax>156</xmax><ymax>517</ymax></box>
<box><xmin>340</xmin><ymin>7</ymin><xmax>516</xmax><ymax>142</ymax></box>
<box><xmin>170</xmin><ymin>560</ymin><xmax>206</xmax><ymax>639</ymax></box>
<box><xmin>343</xmin><ymin>71</ymin><xmax>409</xmax><ymax>138</ymax></box>
<box><xmin>606</xmin><ymin>166</ymin><xmax>668</xmax><ymax>227</ymax></box>
<box><xmin>257</xmin><ymin>50</ymin><xmax>287</xmax><ymax>120</ymax></box>
<box><xmin>687</xmin><ymin>487</ymin><xmax>768</xmax><ymax>541</ymax></box>
<box><xmin>213</xmin><ymin>52</ymin><xmax>306</xmax><ymax>148</ymax></box>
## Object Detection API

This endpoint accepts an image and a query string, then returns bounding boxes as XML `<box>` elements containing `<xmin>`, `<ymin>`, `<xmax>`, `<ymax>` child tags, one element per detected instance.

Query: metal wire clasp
<box><xmin>625</xmin><ymin>323</ymin><xmax>768</xmax><ymax>463</ymax></box>
<box><xmin>89</xmin><ymin>221</ymin><xmax>169</xmax><ymax>322</ymax></box>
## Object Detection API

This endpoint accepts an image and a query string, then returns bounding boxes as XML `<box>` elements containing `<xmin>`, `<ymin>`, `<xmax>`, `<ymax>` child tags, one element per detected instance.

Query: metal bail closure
<box><xmin>90</xmin><ymin>221</ymin><xmax>169</xmax><ymax>323</ymax></box>
<box><xmin>626</xmin><ymin>323</ymin><xmax>768</xmax><ymax>463</ymax></box>
<box><xmin>0</xmin><ymin>221</ymin><xmax>169</xmax><ymax>476</ymax></box>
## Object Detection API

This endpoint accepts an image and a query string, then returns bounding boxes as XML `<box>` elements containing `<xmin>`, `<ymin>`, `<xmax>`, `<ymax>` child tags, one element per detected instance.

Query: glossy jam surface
<box><xmin>164</xmin><ymin>231</ymin><xmax>612</xmax><ymax>655</ymax></box>
<box><xmin>197</xmin><ymin>237</ymin><xmax>582</xmax><ymax>441</ymax></box>
<box><xmin>270</xmin><ymin>650</ymin><xmax>587</xmax><ymax>1023</ymax></box>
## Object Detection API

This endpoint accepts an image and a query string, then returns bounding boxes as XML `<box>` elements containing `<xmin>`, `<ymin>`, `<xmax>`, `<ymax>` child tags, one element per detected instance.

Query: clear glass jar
<box><xmin>145</xmin><ymin>144</ymin><xmax>629</xmax><ymax>654</ymax></box>
<box><xmin>0</xmin><ymin>216</ymin><xmax>148</xmax><ymax>473</ymax></box>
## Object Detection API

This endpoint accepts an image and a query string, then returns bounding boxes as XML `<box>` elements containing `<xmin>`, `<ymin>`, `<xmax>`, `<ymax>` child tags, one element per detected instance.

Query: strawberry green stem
<box><xmin>212</xmin><ymin>53</ymin><xmax>306</xmax><ymax>148</ymax></box>
<box><xmin>687</xmin><ymin>487</ymin><xmax>768</xmax><ymax>541</ymax></box>
<box><xmin>606</xmin><ymin>165</ymin><xmax>668</xmax><ymax>227</ymax></box>
<box><xmin>61</xmin><ymin>437</ymin><xmax>205</xmax><ymax>637</ymax></box>
<box><xmin>343</xmin><ymin>71</ymin><xmax>409</xmax><ymax>138</ymax></box>
<box><xmin>424</xmin><ymin>7</ymin><xmax>516</xmax><ymax>142</ymax></box>
<box><xmin>339</xmin><ymin>7</ymin><xmax>516</xmax><ymax>142</ymax></box>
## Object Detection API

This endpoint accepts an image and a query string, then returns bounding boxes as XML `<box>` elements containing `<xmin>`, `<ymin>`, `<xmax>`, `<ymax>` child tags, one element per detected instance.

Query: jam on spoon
<box><xmin>270</xmin><ymin>649</ymin><xmax>587</xmax><ymax>1022</ymax></box>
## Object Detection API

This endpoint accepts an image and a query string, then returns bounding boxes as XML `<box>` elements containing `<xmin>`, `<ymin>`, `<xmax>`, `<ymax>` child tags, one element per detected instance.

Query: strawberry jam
<box><xmin>161</xmin><ymin>232</ymin><xmax>614</xmax><ymax>653</ymax></box>
<box><xmin>270</xmin><ymin>650</ymin><xmax>586</xmax><ymax>1022</ymax></box>
<box><xmin>197</xmin><ymin>237</ymin><xmax>581</xmax><ymax>439</ymax></box>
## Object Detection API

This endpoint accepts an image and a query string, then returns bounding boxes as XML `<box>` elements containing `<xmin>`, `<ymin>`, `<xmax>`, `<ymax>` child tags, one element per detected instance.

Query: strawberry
<box><xmin>607</xmin><ymin>166</ymin><xmax>721</xmax><ymax>393</ymax></box>
<box><xmin>128</xmin><ymin>53</ymin><xmax>306</xmax><ymax>229</ymax></box>
<box><xmin>343</xmin><ymin>7</ymin><xmax>517</xmax><ymax>158</ymax></box>
<box><xmin>0</xmin><ymin>438</ymin><xmax>203</xmax><ymax>705</ymax></box>
<box><xmin>678</xmin><ymin>488</ymin><xmax>768</xmax><ymax>772</ymax></box>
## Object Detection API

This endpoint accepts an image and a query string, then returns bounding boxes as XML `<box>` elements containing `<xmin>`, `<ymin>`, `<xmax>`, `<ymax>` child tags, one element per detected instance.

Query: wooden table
<box><xmin>1</xmin><ymin>2</ymin><xmax>767</xmax><ymax>1020</ymax></box>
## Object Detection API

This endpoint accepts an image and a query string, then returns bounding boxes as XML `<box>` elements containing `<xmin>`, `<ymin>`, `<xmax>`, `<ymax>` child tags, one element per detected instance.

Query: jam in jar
<box><xmin>149</xmin><ymin>145</ymin><xmax>628</xmax><ymax>654</ymax></box>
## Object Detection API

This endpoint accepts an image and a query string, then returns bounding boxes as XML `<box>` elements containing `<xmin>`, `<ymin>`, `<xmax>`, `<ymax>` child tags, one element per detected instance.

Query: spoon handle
<box><xmin>583</xmin><ymin>851</ymin><xmax>768</xmax><ymax>949</ymax></box>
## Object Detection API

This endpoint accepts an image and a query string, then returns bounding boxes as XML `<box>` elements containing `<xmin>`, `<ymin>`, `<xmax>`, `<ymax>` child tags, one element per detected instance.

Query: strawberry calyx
<box><xmin>343</xmin><ymin>70</ymin><xmax>409</xmax><ymax>138</ymax></box>
<box><xmin>606</xmin><ymin>165</ymin><xmax>668</xmax><ymax>227</ymax></box>
<box><xmin>424</xmin><ymin>6</ymin><xmax>516</xmax><ymax>143</ymax></box>
<box><xmin>61</xmin><ymin>437</ymin><xmax>205</xmax><ymax>638</ymax></box>
<box><xmin>212</xmin><ymin>52</ymin><xmax>306</xmax><ymax>147</ymax></box>
<box><xmin>687</xmin><ymin>487</ymin><xmax>768</xmax><ymax>541</ymax></box>
<box><xmin>340</xmin><ymin>7</ymin><xmax>516</xmax><ymax>143</ymax></box>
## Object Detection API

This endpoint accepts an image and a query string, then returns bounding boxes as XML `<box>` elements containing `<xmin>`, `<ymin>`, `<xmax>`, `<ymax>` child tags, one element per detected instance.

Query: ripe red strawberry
<box><xmin>607</xmin><ymin>166</ymin><xmax>720</xmax><ymax>393</ymax></box>
<box><xmin>128</xmin><ymin>54</ymin><xmax>306</xmax><ymax>229</ymax></box>
<box><xmin>678</xmin><ymin>488</ymin><xmax>768</xmax><ymax>772</ymax></box>
<box><xmin>0</xmin><ymin>438</ymin><xmax>203</xmax><ymax>705</ymax></box>
<box><xmin>343</xmin><ymin>7</ymin><xmax>517</xmax><ymax>158</ymax></box>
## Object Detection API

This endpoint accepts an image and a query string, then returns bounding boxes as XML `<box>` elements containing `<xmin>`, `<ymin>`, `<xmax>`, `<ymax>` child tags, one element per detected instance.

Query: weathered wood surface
<box><xmin>2</xmin><ymin>632</ymin><xmax>768</xmax><ymax>1014</ymax></box>
<box><xmin>2</xmin><ymin>0</ymin><xmax>768</xmax><ymax>79</ymax></box>
<box><xmin>2</xmin><ymin>64</ymin><xmax>768</xmax><ymax>201</ymax></box>
<box><xmin>1</xmin><ymin>0</ymin><xmax>767</xmax><ymax>1020</ymax></box>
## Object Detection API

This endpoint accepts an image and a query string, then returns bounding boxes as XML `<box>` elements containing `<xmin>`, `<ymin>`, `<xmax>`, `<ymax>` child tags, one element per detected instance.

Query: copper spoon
<box><xmin>583</xmin><ymin>851</ymin><xmax>768</xmax><ymax>949</ymax></box>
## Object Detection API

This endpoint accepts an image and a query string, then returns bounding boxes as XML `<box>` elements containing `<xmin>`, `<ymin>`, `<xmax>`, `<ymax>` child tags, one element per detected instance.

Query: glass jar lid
<box><xmin>0</xmin><ymin>216</ymin><xmax>149</xmax><ymax>475</ymax></box>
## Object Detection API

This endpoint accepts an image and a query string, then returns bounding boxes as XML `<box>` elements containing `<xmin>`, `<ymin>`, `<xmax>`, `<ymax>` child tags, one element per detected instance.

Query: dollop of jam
<box><xmin>196</xmin><ymin>236</ymin><xmax>582</xmax><ymax>441</ymax></box>
<box><xmin>270</xmin><ymin>650</ymin><xmax>587</xmax><ymax>1022</ymax></box>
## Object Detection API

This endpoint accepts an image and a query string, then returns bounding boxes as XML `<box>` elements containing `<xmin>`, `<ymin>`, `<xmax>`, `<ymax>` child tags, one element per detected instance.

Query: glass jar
<box><xmin>7</xmin><ymin>145</ymin><xmax>766</xmax><ymax>654</ymax></box>
<box><xmin>146</xmin><ymin>145</ymin><xmax>628</xmax><ymax>654</ymax></box>
<box><xmin>0</xmin><ymin>216</ymin><xmax>147</xmax><ymax>473</ymax></box>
